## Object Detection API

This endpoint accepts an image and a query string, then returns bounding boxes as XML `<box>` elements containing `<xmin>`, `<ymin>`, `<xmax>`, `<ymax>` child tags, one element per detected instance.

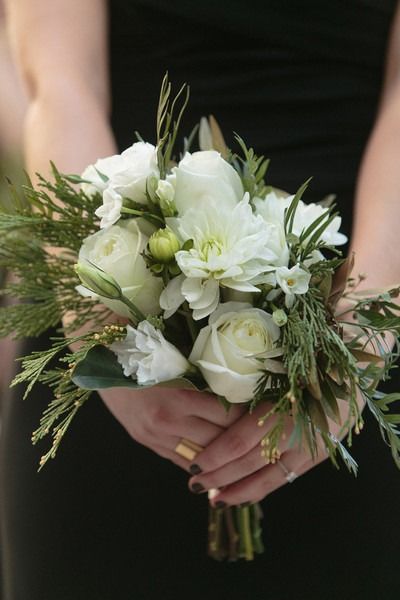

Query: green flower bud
<box><xmin>148</xmin><ymin>229</ymin><xmax>181</xmax><ymax>263</ymax></box>
<box><xmin>272</xmin><ymin>308</ymin><xmax>287</xmax><ymax>327</ymax></box>
<box><xmin>74</xmin><ymin>261</ymin><xmax>122</xmax><ymax>299</ymax></box>
<box><xmin>156</xmin><ymin>180</ymin><xmax>177</xmax><ymax>216</ymax></box>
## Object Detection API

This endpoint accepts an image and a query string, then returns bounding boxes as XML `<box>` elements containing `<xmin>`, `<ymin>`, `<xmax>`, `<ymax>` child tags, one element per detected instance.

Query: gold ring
<box><xmin>174</xmin><ymin>438</ymin><xmax>204</xmax><ymax>462</ymax></box>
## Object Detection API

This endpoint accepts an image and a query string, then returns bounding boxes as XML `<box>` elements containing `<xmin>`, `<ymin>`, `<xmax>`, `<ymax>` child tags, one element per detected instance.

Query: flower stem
<box><xmin>237</xmin><ymin>505</ymin><xmax>254</xmax><ymax>561</ymax></box>
<box><xmin>119</xmin><ymin>294</ymin><xmax>146</xmax><ymax>323</ymax></box>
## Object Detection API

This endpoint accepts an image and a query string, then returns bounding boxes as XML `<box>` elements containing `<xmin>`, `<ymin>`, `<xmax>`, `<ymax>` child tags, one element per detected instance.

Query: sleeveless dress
<box><xmin>1</xmin><ymin>2</ymin><xmax>400</xmax><ymax>599</ymax></box>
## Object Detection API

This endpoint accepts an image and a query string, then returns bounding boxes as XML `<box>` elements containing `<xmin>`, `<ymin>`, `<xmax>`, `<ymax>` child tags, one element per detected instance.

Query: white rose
<box><xmin>110</xmin><ymin>322</ymin><xmax>190</xmax><ymax>385</ymax></box>
<box><xmin>172</xmin><ymin>150</ymin><xmax>244</xmax><ymax>214</ymax></box>
<box><xmin>189</xmin><ymin>302</ymin><xmax>281</xmax><ymax>403</ymax></box>
<box><xmin>77</xmin><ymin>219</ymin><xmax>162</xmax><ymax>317</ymax></box>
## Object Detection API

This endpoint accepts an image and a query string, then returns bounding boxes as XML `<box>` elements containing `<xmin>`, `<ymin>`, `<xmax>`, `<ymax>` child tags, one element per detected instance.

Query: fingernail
<box><xmin>191</xmin><ymin>482</ymin><xmax>205</xmax><ymax>494</ymax></box>
<box><xmin>215</xmin><ymin>500</ymin><xmax>226</xmax><ymax>509</ymax></box>
<box><xmin>189</xmin><ymin>464</ymin><xmax>202</xmax><ymax>475</ymax></box>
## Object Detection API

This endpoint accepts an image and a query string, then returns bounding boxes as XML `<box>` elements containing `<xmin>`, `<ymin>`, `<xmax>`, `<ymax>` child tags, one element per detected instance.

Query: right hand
<box><xmin>101</xmin><ymin>386</ymin><xmax>246</xmax><ymax>472</ymax></box>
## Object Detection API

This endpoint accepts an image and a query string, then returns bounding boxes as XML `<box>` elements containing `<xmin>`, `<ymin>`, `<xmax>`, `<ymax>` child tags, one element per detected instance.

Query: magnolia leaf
<box><xmin>329</xmin><ymin>252</ymin><xmax>354</xmax><ymax>308</ymax></box>
<box><xmin>318</xmin><ymin>193</ymin><xmax>336</xmax><ymax>209</ymax></box>
<box><xmin>306</xmin><ymin>363</ymin><xmax>322</xmax><ymax>401</ymax></box>
<box><xmin>306</xmin><ymin>394</ymin><xmax>330</xmax><ymax>433</ymax></box>
<box><xmin>209</xmin><ymin>115</ymin><xmax>229</xmax><ymax>159</ymax></box>
<box><xmin>72</xmin><ymin>345</ymin><xmax>202</xmax><ymax>391</ymax></box>
<box><xmin>264</xmin><ymin>186</ymin><xmax>290</xmax><ymax>199</ymax></box>
<box><xmin>315</xmin><ymin>272</ymin><xmax>332</xmax><ymax>305</ymax></box>
<box><xmin>350</xmin><ymin>348</ymin><xmax>385</xmax><ymax>365</ymax></box>
<box><xmin>326</xmin><ymin>376</ymin><xmax>349</xmax><ymax>401</ymax></box>
<box><xmin>320</xmin><ymin>380</ymin><xmax>341</xmax><ymax>423</ymax></box>
<box><xmin>263</xmin><ymin>358</ymin><xmax>287</xmax><ymax>374</ymax></box>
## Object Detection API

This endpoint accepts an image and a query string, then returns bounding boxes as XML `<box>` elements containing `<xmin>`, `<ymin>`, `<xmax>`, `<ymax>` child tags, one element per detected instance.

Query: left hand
<box><xmin>187</xmin><ymin>398</ymin><xmax>354</xmax><ymax>506</ymax></box>
<box><xmin>187</xmin><ymin>403</ymin><xmax>324</xmax><ymax>506</ymax></box>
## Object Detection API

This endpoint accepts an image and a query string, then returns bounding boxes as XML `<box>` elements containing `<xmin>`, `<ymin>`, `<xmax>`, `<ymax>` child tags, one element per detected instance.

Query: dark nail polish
<box><xmin>191</xmin><ymin>482</ymin><xmax>205</xmax><ymax>494</ymax></box>
<box><xmin>189</xmin><ymin>464</ymin><xmax>202</xmax><ymax>475</ymax></box>
<box><xmin>215</xmin><ymin>500</ymin><xmax>226</xmax><ymax>509</ymax></box>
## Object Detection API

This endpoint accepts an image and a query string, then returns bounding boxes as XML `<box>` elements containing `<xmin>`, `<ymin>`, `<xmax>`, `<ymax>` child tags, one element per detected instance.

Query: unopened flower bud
<box><xmin>148</xmin><ymin>229</ymin><xmax>181</xmax><ymax>263</ymax></box>
<box><xmin>156</xmin><ymin>179</ymin><xmax>176</xmax><ymax>216</ymax></box>
<box><xmin>74</xmin><ymin>261</ymin><xmax>122</xmax><ymax>299</ymax></box>
<box><xmin>272</xmin><ymin>309</ymin><xmax>287</xmax><ymax>327</ymax></box>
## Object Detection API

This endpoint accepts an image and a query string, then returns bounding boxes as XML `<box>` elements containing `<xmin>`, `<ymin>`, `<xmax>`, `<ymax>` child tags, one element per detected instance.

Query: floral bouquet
<box><xmin>1</xmin><ymin>76</ymin><xmax>400</xmax><ymax>561</ymax></box>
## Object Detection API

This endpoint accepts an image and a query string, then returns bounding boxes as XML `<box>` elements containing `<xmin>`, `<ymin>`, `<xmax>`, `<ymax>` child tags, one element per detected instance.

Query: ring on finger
<box><xmin>277</xmin><ymin>458</ymin><xmax>298</xmax><ymax>483</ymax></box>
<box><xmin>174</xmin><ymin>438</ymin><xmax>204</xmax><ymax>462</ymax></box>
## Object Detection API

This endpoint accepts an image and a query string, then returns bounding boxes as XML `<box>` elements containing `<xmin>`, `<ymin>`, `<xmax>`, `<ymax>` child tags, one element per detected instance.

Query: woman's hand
<box><xmin>187</xmin><ymin>397</ymin><xmax>354</xmax><ymax>506</ymax></box>
<box><xmin>101</xmin><ymin>386</ymin><xmax>246</xmax><ymax>472</ymax></box>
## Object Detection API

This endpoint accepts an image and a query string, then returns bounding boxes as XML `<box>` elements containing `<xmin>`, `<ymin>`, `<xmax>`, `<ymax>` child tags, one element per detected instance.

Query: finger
<box><xmin>188</xmin><ymin>404</ymin><xmax>281</xmax><ymax>475</ymax></box>
<box><xmin>180</xmin><ymin>390</ymin><xmax>246</xmax><ymax>427</ymax></box>
<box><xmin>157</xmin><ymin>415</ymin><xmax>225</xmax><ymax>447</ymax></box>
<box><xmin>151</xmin><ymin>442</ymin><xmax>193</xmax><ymax>472</ymax></box>
<box><xmin>189</xmin><ymin>442</ymin><xmax>266</xmax><ymax>492</ymax></box>
<box><xmin>211</xmin><ymin>450</ymin><xmax>324</xmax><ymax>506</ymax></box>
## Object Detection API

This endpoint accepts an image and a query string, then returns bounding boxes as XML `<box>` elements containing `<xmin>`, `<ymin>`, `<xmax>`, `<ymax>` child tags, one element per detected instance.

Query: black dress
<box><xmin>1</xmin><ymin>2</ymin><xmax>400</xmax><ymax>599</ymax></box>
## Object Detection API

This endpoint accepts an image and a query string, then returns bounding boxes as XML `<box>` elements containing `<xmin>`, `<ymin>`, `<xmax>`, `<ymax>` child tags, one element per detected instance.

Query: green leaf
<box><xmin>284</xmin><ymin>178</ymin><xmax>311</xmax><ymax>235</ymax></box>
<box><xmin>72</xmin><ymin>345</ymin><xmax>142</xmax><ymax>389</ymax></box>
<box><xmin>305</xmin><ymin>393</ymin><xmax>330</xmax><ymax>433</ymax></box>
<box><xmin>71</xmin><ymin>345</ymin><xmax>203</xmax><ymax>391</ymax></box>
<box><xmin>320</xmin><ymin>379</ymin><xmax>341</xmax><ymax>423</ymax></box>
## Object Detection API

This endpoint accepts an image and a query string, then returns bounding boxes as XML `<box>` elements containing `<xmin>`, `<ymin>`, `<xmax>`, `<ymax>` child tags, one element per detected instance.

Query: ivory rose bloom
<box><xmin>189</xmin><ymin>302</ymin><xmax>281</xmax><ymax>403</ymax></box>
<box><xmin>77</xmin><ymin>219</ymin><xmax>162</xmax><ymax>317</ymax></box>
<box><xmin>110</xmin><ymin>322</ymin><xmax>189</xmax><ymax>385</ymax></box>
<box><xmin>172</xmin><ymin>150</ymin><xmax>244</xmax><ymax>214</ymax></box>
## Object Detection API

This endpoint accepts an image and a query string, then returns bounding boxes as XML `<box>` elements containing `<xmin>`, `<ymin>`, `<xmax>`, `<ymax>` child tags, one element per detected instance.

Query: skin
<box><xmin>6</xmin><ymin>0</ymin><xmax>400</xmax><ymax>506</ymax></box>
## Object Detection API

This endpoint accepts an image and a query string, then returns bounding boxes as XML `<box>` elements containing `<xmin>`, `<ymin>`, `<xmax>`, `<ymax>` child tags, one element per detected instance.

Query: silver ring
<box><xmin>277</xmin><ymin>459</ymin><xmax>298</xmax><ymax>483</ymax></box>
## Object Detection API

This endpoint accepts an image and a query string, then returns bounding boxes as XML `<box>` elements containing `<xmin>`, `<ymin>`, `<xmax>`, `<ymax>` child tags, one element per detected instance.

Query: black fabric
<box><xmin>1</xmin><ymin>2</ymin><xmax>400</xmax><ymax>599</ymax></box>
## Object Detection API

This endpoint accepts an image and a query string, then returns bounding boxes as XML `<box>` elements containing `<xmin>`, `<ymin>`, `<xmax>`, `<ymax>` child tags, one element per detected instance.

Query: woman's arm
<box><xmin>350</xmin><ymin>1</ymin><xmax>400</xmax><ymax>287</ymax></box>
<box><xmin>6</xmin><ymin>0</ymin><xmax>115</xmax><ymax>175</ymax></box>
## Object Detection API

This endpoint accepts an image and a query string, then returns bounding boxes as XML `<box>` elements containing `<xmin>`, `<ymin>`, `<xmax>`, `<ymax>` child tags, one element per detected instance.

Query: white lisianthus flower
<box><xmin>82</xmin><ymin>142</ymin><xmax>160</xmax><ymax>228</ymax></box>
<box><xmin>189</xmin><ymin>302</ymin><xmax>281</xmax><ymax>403</ymax></box>
<box><xmin>254</xmin><ymin>190</ymin><xmax>347</xmax><ymax>247</ymax></box>
<box><xmin>159</xmin><ymin>273</ymin><xmax>186</xmax><ymax>319</ymax></box>
<box><xmin>275</xmin><ymin>264</ymin><xmax>311</xmax><ymax>308</ymax></box>
<box><xmin>81</xmin><ymin>154</ymin><xmax>125</xmax><ymax>196</ymax></box>
<box><xmin>160</xmin><ymin>194</ymin><xmax>279</xmax><ymax>320</ymax></box>
<box><xmin>110</xmin><ymin>142</ymin><xmax>159</xmax><ymax>204</ymax></box>
<box><xmin>95</xmin><ymin>187</ymin><xmax>123</xmax><ymax>229</ymax></box>
<box><xmin>110</xmin><ymin>322</ymin><xmax>190</xmax><ymax>385</ymax></box>
<box><xmin>172</xmin><ymin>150</ymin><xmax>244</xmax><ymax>214</ymax></box>
<box><xmin>77</xmin><ymin>219</ymin><xmax>162</xmax><ymax>317</ymax></box>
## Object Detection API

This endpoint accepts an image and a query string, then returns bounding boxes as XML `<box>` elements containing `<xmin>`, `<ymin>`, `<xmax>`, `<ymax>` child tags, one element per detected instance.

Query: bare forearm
<box><xmin>24</xmin><ymin>89</ymin><xmax>116</xmax><ymax>178</ymax></box>
<box><xmin>350</xmin><ymin>1</ymin><xmax>400</xmax><ymax>289</ymax></box>
<box><xmin>6</xmin><ymin>0</ymin><xmax>115</xmax><ymax>175</ymax></box>
<box><xmin>351</xmin><ymin>82</ymin><xmax>400</xmax><ymax>289</ymax></box>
